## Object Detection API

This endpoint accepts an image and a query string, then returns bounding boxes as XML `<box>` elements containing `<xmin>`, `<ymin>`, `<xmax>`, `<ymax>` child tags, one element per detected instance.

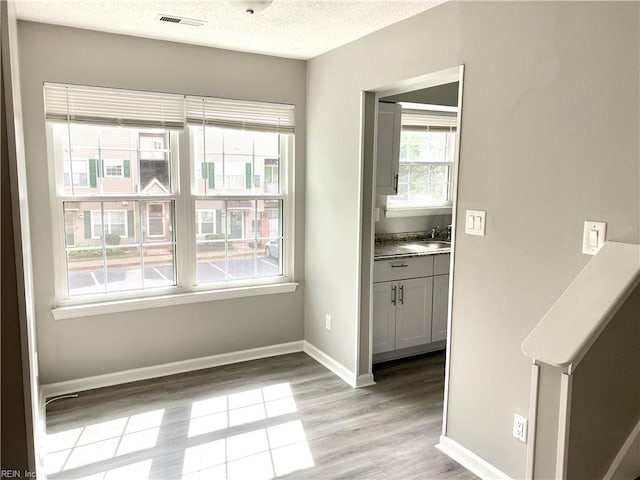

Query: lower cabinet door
<box><xmin>372</xmin><ymin>281</ymin><xmax>396</xmax><ymax>354</ymax></box>
<box><xmin>432</xmin><ymin>274</ymin><xmax>449</xmax><ymax>342</ymax></box>
<box><xmin>395</xmin><ymin>276</ymin><xmax>433</xmax><ymax>350</ymax></box>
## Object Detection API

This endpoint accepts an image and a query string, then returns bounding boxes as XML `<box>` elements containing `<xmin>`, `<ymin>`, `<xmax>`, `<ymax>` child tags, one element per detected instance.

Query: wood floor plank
<box><xmin>45</xmin><ymin>351</ymin><xmax>477</xmax><ymax>480</ymax></box>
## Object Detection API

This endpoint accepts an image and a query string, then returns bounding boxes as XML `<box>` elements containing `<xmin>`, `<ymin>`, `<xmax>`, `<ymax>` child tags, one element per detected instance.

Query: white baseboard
<box><xmin>604</xmin><ymin>418</ymin><xmax>640</xmax><ymax>480</ymax></box>
<box><xmin>41</xmin><ymin>340</ymin><xmax>304</xmax><ymax>398</ymax></box>
<box><xmin>303</xmin><ymin>341</ymin><xmax>372</xmax><ymax>389</ymax></box>
<box><xmin>437</xmin><ymin>435</ymin><xmax>512</xmax><ymax>480</ymax></box>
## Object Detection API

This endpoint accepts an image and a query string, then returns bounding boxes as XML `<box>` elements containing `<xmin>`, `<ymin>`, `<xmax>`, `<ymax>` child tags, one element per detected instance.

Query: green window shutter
<box><xmin>97</xmin><ymin>159</ymin><xmax>104</xmax><ymax>178</ymax></box>
<box><xmin>123</xmin><ymin>160</ymin><xmax>130</xmax><ymax>178</ymax></box>
<box><xmin>201</xmin><ymin>162</ymin><xmax>207</xmax><ymax>179</ymax></box>
<box><xmin>245</xmin><ymin>163</ymin><xmax>252</xmax><ymax>189</ymax></box>
<box><xmin>84</xmin><ymin>211</ymin><xmax>92</xmax><ymax>238</ymax></box>
<box><xmin>208</xmin><ymin>163</ymin><xmax>215</xmax><ymax>189</ymax></box>
<box><xmin>88</xmin><ymin>159</ymin><xmax>97</xmax><ymax>188</ymax></box>
<box><xmin>127</xmin><ymin>210</ymin><xmax>134</xmax><ymax>238</ymax></box>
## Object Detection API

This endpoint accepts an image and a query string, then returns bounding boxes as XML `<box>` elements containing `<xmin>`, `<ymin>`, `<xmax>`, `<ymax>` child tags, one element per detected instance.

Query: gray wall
<box><xmin>305</xmin><ymin>2</ymin><xmax>639</xmax><ymax>477</ymax></box>
<box><xmin>567</xmin><ymin>285</ymin><xmax>640</xmax><ymax>479</ymax></box>
<box><xmin>18</xmin><ymin>22</ymin><xmax>307</xmax><ymax>384</ymax></box>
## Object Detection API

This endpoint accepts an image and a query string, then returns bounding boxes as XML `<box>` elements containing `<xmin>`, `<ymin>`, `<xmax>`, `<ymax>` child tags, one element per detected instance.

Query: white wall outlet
<box><xmin>513</xmin><ymin>414</ymin><xmax>527</xmax><ymax>443</ymax></box>
<box><xmin>465</xmin><ymin>209</ymin><xmax>486</xmax><ymax>236</ymax></box>
<box><xmin>582</xmin><ymin>220</ymin><xmax>606</xmax><ymax>255</ymax></box>
<box><xmin>325</xmin><ymin>314</ymin><xmax>332</xmax><ymax>331</ymax></box>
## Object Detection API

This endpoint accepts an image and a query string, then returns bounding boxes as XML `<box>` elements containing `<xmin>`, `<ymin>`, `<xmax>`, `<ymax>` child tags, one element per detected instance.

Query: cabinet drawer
<box><xmin>434</xmin><ymin>253</ymin><xmax>451</xmax><ymax>275</ymax></box>
<box><xmin>373</xmin><ymin>256</ymin><xmax>434</xmax><ymax>283</ymax></box>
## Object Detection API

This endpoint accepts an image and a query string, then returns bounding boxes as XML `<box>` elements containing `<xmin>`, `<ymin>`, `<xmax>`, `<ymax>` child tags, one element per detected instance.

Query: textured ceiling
<box><xmin>14</xmin><ymin>0</ymin><xmax>444</xmax><ymax>59</ymax></box>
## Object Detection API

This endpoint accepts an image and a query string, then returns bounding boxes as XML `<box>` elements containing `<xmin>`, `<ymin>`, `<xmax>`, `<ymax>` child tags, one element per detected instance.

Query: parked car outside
<box><xmin>265</xmin><ymin>239</ymin><xmax>279</xmax><ymax>259</ymax></box>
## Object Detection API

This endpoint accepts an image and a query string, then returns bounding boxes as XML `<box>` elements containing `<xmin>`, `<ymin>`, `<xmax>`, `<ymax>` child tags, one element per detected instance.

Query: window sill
<box><xmin>385</xmin><ymin>206</ymin><xmax>452</xmax><ymax>218</ymax></box>
<box><xmin>51</xmin><ymin>282</ymin><xmax>299</xmax><ymax>321</ymax></box>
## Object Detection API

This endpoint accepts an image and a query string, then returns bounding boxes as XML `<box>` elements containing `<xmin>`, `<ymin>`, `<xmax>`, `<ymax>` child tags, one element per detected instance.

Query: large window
<box><xmin>190</xmin><ymin>125</ymin><xmax>285</xmax><ymax>284</ymax></box>
<box><xmin>387</xmin><ymin>110</ymin><xmax>456</xmax><ymax>210</ymax></box>
<box><xmin>45</xmin><ymin>84</ymin><xmax>295</xmax><ymax>302</ymax></box>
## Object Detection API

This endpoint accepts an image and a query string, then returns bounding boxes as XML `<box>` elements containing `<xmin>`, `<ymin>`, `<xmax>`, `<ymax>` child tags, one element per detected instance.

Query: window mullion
<box><xmin>139</xmin><ymin>201</ymin><xmax>145</xmax><ymax>290</ymax></box>
<box><xmin>178</xmin><ymin>129</ymin><xmax>196</xmax><ymax>292</ymax></box>
<box><xmin>224</xmin><ymin>200</ymin><xmax>229</xmax><ymax>281</ymax></box>
<box><xmin>100</xmin><ymin>202</ymin><xmax>107</xmax><ymax>294</ymax></box>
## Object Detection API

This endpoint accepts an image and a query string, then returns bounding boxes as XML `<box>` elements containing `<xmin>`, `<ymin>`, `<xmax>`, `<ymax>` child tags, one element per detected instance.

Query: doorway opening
<box><xmin>358</xmin><ymin>65</ymin><xmax>464</xmax><ymax>438</ymax></box>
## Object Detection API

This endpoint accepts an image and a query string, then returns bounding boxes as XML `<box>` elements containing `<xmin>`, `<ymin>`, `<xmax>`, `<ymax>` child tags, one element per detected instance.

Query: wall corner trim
<box><xmin>40</xmin><ymin>340</ymin><xmax>304</xmax><ymax>398</ymax></box>
<box><xmin>436</xmin><ymin>435</ymin><xmax>512</xmax><ymax>480</ymax></box>
<box><xmin>355</xmin><ymin>373</ymin><xmax>376</xmax><ymax>388</ymax></box>
<box><xmin>303</xmin><ymin>341</ymin><xmax>367</xmax><ymax>388</ymax></box>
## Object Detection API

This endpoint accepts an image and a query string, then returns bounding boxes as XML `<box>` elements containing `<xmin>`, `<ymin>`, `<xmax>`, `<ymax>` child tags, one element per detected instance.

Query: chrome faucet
<box><xmin>431</xmin><ymin>226</ymin><xmax>440</xmax><ymax>239</ymax></box>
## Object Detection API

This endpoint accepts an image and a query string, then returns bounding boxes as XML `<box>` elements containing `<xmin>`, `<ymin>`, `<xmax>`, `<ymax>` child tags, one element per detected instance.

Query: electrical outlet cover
<box><xmin>513</xmin><ymin>414</ymin><xmax>527</xmax><ymax>443</ymax></box>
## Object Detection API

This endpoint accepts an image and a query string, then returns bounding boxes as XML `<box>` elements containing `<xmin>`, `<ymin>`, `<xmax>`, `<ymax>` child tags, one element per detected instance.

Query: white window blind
<box><xmin>44</xmin><ymin>83</ymin><xmax>185</xmax><ymax>129</ymax></box>
<box><xmin>401</xmin><ymin>109</ymin><xmax>457</xmax><ymax>132</ymax></box>
<box><xmin>186</xmin><ymin>96</ymin><xmax>295</xmax><ymax>134</ymax></box>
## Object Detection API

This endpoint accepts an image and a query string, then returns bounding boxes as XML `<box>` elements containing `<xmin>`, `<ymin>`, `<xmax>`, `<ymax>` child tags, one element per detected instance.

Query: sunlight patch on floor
<box><xmin>181</xmin><ymin>420</ymin><xmax>314</xmax><ymax>480</ymax></box>
<box><xmin>45</xmin><ymin>409</ymin><xmax>164</xmax><ymax>475</ymax></box>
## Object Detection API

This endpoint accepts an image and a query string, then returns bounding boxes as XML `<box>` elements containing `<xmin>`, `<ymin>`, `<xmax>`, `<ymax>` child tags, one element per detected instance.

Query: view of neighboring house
<box><xmin>54</xmin><ymin>123</ymin><xmax>283</xmax><ymax>295</ymax></box>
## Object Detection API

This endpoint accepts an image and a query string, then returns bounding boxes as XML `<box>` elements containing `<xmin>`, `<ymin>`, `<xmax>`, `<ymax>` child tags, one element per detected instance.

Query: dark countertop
<box><xmin>374</xmin><ymin>240</ymin><xmax>451</xmax><ymax>261</ymax></box>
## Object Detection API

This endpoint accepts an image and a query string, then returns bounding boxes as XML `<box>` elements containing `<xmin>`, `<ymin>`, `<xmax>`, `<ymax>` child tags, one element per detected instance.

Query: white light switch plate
<box><xmin>582</xmin><ymin>220</ymin><xmax>606</xmax><ymax>255</ymax></box>
<box><xmin>465</xmin><ymin>210</ymin><xmax>486</xmax><ymax>236</ymax></box>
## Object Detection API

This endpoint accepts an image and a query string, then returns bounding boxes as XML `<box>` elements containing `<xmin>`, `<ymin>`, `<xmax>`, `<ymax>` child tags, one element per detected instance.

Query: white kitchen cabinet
<box><xmin>372</xmin><ymin>281</ymin><xmax>396</xmax><ymax>354</ymax></box>
<box><xmin>372</xmin><ymin>252</ymin><xmax>450</xmax><ymax>360</ymax></box>
<box><xmin>431</xmin><ymin>274</ymin><xmax>449</xmax><ymax>343</ymax></box>
<box><xmin>395</xmin><ymin>276</ymin><xmax>433</xmax><ymax>349</ymax></box>
<box><xmin>372</xmin><ymin>277</ymin><xmax>433</xmax><ymax>355</ymax></box>
<box><xmin>375</xmin><ymin>102</ymin><xmax>402</xmax><ymax>195</ymax></box>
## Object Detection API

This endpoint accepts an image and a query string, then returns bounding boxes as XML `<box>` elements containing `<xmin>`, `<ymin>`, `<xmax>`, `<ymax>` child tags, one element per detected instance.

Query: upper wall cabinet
<box><xmin>375</xmin><ymin>102</ymin><xmax>402</xmax><ymax>195</ymax></box>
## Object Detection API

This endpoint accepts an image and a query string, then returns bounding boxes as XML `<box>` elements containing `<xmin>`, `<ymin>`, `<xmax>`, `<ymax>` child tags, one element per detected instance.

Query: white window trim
<box><xmin>51</xmin><ymin>282</ymin><xmax>299</xmax><ymax>320</ymax></box>
<box><xmin>146</xmin><ymin>203</ymin><xmax>165</xmax><ymax>238</ymax></box>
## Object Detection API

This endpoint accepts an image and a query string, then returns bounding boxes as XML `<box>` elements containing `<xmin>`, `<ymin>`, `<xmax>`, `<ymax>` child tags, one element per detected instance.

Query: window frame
<box><xmin>49</xmin><ymin>125</ymin><xmax>181</xmax><ymax>301</ymax></box>
<box><xmin>386</xmin><ymin>126</ymin><xmax>456</xmax><ymax>216</ymax></box>
<box><xmin>47</xmin><ymin>120</ymin><xmax>296</xmax><ymax>308</ymax></box>
<box><xmin>187</xmin><ymin>127</ymin><xmax>293</xmax><ymax>289</ymax></box>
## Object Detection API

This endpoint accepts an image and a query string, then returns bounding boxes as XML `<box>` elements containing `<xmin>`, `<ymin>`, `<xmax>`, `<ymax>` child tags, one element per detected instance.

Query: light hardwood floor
<box><xmin>45</xmin><ymin>351</ymin><xmax>477</xmax><ymax>480</ymax></box>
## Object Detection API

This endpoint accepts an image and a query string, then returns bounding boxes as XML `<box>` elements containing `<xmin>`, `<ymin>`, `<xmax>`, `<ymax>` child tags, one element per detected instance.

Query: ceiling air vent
<box><xmin>157</xmin><ymin>14</ymin><xmax>207</xmax><ymax>27</ymax></box>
